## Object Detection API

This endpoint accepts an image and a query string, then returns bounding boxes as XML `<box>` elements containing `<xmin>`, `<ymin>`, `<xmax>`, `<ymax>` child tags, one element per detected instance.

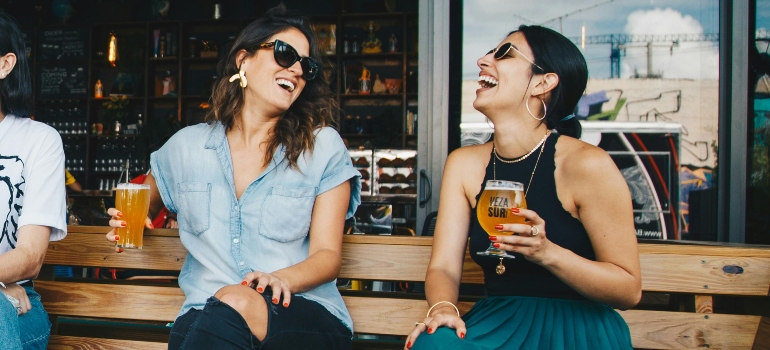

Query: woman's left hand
<box><xmin>241</xmin><ymin>271</ymin><xmax>293</xmax><ymax>308</ymax></box>
<box><xmin>491</xmin><ymin>207</ymin><xmax>550</xmax><ymax>265</ymax></box>
<box><xmin>1</xmin><ymin>283</ymin><xmax>31</xmax><ymax>315</ymax></box>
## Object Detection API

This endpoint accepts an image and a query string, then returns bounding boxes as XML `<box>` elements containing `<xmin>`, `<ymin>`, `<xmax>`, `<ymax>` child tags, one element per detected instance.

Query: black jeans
<box><xmin>168</xmin><ymin>294</ymin><xmax>352</xmax><ymax>350</ymax></box>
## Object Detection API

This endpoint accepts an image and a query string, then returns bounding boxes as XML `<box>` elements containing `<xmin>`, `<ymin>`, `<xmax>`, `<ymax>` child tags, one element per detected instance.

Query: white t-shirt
<box><xmin>0</xmin><ymin>114</ymin><xmax>67</xmax><ymax>257</ymax></box>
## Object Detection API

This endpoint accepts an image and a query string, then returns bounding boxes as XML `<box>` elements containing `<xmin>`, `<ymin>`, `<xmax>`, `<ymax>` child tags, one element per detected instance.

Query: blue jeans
<box><xmin>0</xmin><ymin>284</ymin><xmax>51</xmax><ymax>350</ymax></box>
<box><xmin>169</xmin><ymin>294</ymin><xmax>352</xmax><ymax>350</ymax></box>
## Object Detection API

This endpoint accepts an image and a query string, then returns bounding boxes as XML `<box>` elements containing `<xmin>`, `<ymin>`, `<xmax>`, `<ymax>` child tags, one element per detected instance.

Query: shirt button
<box><xmin>239</xmin><ymin>261</ymin><xmax>245</xmax><ymax>266</ymax></box>
<box><xmin>233</xmin><ymin>205</ymin><xmax>238</xmax><ymax>211</ymax></box>
<box><xmin>233</xmin><ymin>238</ymin><xmax>239</xmax><ymax>244</ymax></box>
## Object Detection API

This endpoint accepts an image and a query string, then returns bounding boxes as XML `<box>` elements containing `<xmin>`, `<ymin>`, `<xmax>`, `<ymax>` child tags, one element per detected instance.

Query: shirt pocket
<box><xmin>259</xmin><ymin>185</ymin><xmax>316</xmax><ymax>242</ymax></box>
<box><xmin>177</xmin><ymin>182</ymin><xmax>211</xmax><ymax>237</ymax></box>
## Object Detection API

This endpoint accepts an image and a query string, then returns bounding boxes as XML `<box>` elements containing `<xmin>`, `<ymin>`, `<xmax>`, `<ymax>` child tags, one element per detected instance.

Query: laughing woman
<box><xmin>405</xmin><ymin>25</ymin><xmax>641</xmax><ymax>350</ymax></box>
<box><xmin>105</xmin><ymin>6</ymin><xmax>360</xmax><ymax>350</ymax></box>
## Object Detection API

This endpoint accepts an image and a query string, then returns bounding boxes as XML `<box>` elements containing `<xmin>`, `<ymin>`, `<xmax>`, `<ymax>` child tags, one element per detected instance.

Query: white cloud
<box><xmin>621</xmin><ymin>8</ymin><xmax>718</xmax><ymax>79</ymax></box>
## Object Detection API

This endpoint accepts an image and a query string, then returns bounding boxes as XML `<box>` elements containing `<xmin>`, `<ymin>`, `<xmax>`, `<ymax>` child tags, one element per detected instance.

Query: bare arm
<box><xmin>545</xmin><ymin>146</ymin><xmax>641</xmax><ymax>308</ymax></box>
<box><xmin>0</xmin><ymin>225</ymin><xmax>51</xmax><ymax>283</ymax></box>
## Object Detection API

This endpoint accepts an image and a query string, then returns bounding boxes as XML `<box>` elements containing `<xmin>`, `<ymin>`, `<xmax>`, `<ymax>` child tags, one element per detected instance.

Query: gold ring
<box><xmin>415</xmin><ymin>322</ymin><xmax>426</xmax><ymax>327</ymax></box>
<box><xmin>530</xmin><ymin>226</ymin><xmax>539</xmax><ymax>236</ymax></box>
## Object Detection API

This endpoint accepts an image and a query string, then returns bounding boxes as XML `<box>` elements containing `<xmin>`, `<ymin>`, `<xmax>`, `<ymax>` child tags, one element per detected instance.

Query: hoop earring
<box><xmin>526</xmin><ymin>96</ymin><xmax>546</xmax><ymax>121</ymax></box>
<box><xmin>486</xmin><ymin>117</ymin><xmax>495</xmax><ymax>129</ymax></box>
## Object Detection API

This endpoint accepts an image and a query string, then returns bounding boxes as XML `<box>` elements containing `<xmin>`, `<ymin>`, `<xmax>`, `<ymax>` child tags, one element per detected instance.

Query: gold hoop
<box><xmin>427</xmin><ymin>301</ymin><xmax>460</xmax><ymax>318</ymax></box>
<box><xmin>526</xmin><ymin>96</ymin><xmax>546</xmax><ymax>121</ymax></box>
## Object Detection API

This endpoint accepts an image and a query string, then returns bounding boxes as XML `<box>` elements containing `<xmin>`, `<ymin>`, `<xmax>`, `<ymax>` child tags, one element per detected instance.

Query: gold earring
<box><xmin>525</xmin><ymin>96</ymin><xmax>546</xmax><ymax>121</ymax></box>
<box><xmin>228</xmin><ymin>70</ymin><xmax>247</xmax><ymax>88</ymax></box>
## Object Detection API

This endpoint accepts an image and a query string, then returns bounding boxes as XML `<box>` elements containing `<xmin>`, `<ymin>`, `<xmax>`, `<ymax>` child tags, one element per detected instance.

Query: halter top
<box><xmin>469</xmin><ymin>133</ymin><xmax>596</xmax><ymax>300</ymax></box>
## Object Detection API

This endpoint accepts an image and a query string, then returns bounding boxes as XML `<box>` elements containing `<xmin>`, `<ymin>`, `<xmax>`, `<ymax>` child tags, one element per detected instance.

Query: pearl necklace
<box><xmin>492</xmin><ymin>130</ymin><xmax>551</xmax><ymax>164</ymax></box>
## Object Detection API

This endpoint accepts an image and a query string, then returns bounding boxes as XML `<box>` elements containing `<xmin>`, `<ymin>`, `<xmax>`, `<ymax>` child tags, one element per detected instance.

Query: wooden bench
<box><xmin>37</xmin><ymin>225</ymin><xmax>770</xmax><ymax>349</ymax></box>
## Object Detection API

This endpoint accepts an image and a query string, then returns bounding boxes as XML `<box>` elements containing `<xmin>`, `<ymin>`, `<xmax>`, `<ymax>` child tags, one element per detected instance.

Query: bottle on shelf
<box><xmin>94</xmin><ymin>80</ymin><xmax>103</xmax><ymax>99</ymax></box>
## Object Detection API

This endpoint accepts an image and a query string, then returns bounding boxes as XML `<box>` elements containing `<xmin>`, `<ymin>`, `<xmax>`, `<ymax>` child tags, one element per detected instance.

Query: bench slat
<box><xmin>36</xmin><ymin>281</ymin><xmax>183</xmax><ymax>322</ymax></box>
<box><xmin>47</xmin><ymin>335</ymin><xmax>166</xmax><ymax>350</ymax></box>
<box><xmin>640</xmin><ymin>254</ymin><xmax>770</xmax><ymax>296</ymax></box>
<box><xmin>46</xmin><ymin>233</ymin><xmax>186</xmax><ymax>271</ymax></box>
<box><xmin>619</xmin><ymin>310</ymin><xmax>764</xmax><ymax>349</ymax></box>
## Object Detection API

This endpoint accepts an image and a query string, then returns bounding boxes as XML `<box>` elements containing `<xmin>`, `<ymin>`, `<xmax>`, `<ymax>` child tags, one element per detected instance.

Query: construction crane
<box><xmin>570</xmin><ymin>33</ymin><xmax>719</xmax><ymax>78</ymax></box>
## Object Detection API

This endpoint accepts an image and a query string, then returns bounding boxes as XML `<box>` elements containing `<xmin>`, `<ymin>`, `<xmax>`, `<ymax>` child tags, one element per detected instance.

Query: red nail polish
<box><xmin>241</xmin><ymin>281</ymin><xmax>247</xmax><ymax>286</ymax></box>
<box><xmin>407</xmin><ymin>341</ymin><xmax>411</xmax><ymax>348</ymax></box>
<box><xmin>272</xmin><ymin>298</ymin><xmax>278</xmax><ymax>304</ymax></box>
<box><xmin>149</xmin><ymin>223</ymin><xmax>155</xmax><ymax>229</ymax></box>
<box><xmin>121</xmin><ymin>222</ymin><xmax>127</xmax><ymax>227</ymax></box>
<box><xmin>488</xmin><ymin>236</ymin><xmax>497</xmax><ymax>241</ymax></box>
<box><xmin>118</xmin><ymin>248</ymin><xmax>124</xmax><ymax>253</ymax></box>
<box><xmin>428</xmin><ymin>328</ymin><xmax>433</xmax><ymax>333</ymax></box>
<box><xmin>494</xmin><ymin>224</ymin><xmax>503</xmax><ymax>230</ymax></box>
<box><xmin>460</xmin><ymin>332</ymin><xmax>465</xmax><ymax>339</ymax></box>
<box><xmin>114</xmin><ymin>236</ymin><xmax>120</xmax><ymax>241</ymax></box>
<box><xmin>257</xmin><ymin>287</ymin><xmax>263</xmax><ymax>293</ymax></box>
<box><xmin>511</xmin><ymin>208</ymin><xmax>520</xmax><ymax>213</ymax></box>
<box><xmin>116</xmin><ymin>212</ymin><xmax>123</xmax><ymax>218</ymax></box>
<box><xmin>493</xmin><ymin>243</ymin><xmax>500</xmax><ymax>248</ymax></box>
<box><xmin>283</xmin><ymin>302</ymin><xmax>289</xmax><ymax>307</ymax></box>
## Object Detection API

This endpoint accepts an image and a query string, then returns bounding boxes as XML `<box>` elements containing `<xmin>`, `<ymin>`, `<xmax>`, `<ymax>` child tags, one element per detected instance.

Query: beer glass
<box><xmin>115</xmin><ymin>183</ymin><xmax>151</xmax><ymax>249</ymax></box>
<box><xmin>476</xmin><ymin>180</ymin><xmax>527</xmax><ymax>258</ymax></box>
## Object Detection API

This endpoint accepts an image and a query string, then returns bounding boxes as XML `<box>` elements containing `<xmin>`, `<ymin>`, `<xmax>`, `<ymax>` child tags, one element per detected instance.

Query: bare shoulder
<box><xmin>555</xmin><ymin>135</ymin><xmax>617</xmax><ymax>179</ymax></box>
<box><xmin>445</xmin><ymin>143</ymin><xmax>492</xmax><ymax>169</ymax></box>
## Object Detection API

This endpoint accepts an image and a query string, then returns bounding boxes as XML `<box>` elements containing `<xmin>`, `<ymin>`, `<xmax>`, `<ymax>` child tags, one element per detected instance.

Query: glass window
<box><xmin>749</xmin><ymin>0</ymin><xmax>770</xmax><ymax>244</ymax></box>
<box><xmin>460</xmin><ymin>1</ymin><xmax>720</xmax><ymax>241</ymax></box>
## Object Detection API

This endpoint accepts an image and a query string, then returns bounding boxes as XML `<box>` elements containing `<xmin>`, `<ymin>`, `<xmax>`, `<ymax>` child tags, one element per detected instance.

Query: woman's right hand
<box><xmin>404</xmin><ymin>308</ymin><xmax>466</xmax><ymax>349</ymax></box>
<box><xmin>105</xmin><ymin>208</ymin><xmax>154</xmax><ymax>253</ymax></box>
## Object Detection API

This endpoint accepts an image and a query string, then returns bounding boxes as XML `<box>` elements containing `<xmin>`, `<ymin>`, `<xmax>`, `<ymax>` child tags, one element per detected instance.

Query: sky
<box><xmin>462</xmin><ymin>0</ymin><xmax>727</xmax><ymax>80</ymax></box>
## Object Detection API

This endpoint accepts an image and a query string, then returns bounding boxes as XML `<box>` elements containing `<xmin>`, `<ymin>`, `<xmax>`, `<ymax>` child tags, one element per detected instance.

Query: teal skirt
<box><xmin>411</xmin><ymin>296</ymin><xmax>632</xmax><ymax>350</ymax></box>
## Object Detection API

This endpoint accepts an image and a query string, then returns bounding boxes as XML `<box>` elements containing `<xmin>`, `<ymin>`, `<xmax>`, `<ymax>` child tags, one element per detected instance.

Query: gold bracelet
<box><xmin>427</xmin><ymin>301</ymin><xmax>460</xmax><ymax>318</ymax></box>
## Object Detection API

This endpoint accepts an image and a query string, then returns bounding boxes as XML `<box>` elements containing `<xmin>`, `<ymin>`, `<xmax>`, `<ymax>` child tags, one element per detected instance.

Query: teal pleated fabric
<box><xmin>411</xmin><ymin>296</ymin><xmax>632</xmax><ymax>350</ymax></box>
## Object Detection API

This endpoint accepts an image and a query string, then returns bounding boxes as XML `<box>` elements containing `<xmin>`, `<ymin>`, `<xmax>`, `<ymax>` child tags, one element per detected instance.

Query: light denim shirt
<box><xmin>150</xmin><ymin>122</ymin><xmax>361</xmax><ymax>331</ymax></box>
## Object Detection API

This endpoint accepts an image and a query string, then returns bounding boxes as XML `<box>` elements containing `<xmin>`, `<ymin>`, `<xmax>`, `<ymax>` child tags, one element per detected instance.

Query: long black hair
<box><xmin>513</xmin><ymin>25</ymin><xmax>587</xmax><ymax>138</ymax></box>
<box><xmin>0</xmin><ymin>9</ymin><xmax>33</xmax><ymax>118</ymax></box>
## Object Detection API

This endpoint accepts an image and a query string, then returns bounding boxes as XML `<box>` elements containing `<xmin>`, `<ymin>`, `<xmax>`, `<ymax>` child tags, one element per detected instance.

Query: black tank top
<box><xmin>469</xmin><ymin>133</ymin><xmax>596</xmax><ymax>300</ymax></box>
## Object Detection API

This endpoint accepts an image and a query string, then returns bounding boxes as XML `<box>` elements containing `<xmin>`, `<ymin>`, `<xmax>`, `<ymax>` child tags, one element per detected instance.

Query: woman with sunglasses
<box><xmin>405</xmin><ymin>25</ymin><xmax>640</xmax><ymax>350</ymax></box>
<box><xmin>104</xmin><ymin>6</ymin><xmax>360</xmax><ymax>349</ymax></box>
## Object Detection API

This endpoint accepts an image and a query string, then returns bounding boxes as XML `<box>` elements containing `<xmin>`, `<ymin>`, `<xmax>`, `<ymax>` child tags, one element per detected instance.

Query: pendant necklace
<box><xmin>491</xmin><ymin>130</ymin><xmax>550</xmax><ymax>274</ymax></box>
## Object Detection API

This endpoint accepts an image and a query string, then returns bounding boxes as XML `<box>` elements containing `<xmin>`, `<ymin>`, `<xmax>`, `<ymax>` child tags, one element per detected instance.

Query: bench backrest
<box><xmin>39</xmin><ymin>226</ymin><xmax>770</xmax><ymax>349</ymax></box>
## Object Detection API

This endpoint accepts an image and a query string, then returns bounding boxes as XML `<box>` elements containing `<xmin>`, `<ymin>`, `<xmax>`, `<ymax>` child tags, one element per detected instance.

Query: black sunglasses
<box><xmin>258</xmin><ymin>39</ymin><xmax>320</xmax><ymax>81</ymax></box>
<box><xmin>487</xmin><ymin>42</ymin><xmax>544</xmax><ymax>72</ymax></box>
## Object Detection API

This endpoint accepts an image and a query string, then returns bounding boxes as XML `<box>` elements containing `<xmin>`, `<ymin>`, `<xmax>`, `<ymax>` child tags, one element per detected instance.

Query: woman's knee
<box><xmin>214</xmin><ymin>285</ymin><xmax>266</xmax><ymax>313</ymax></box>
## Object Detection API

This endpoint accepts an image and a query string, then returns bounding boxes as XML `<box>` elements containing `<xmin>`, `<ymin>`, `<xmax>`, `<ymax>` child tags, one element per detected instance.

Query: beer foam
<box><xmin>116</xmin><ymin>183</ymin><xmax>151</xmax><ymax>190</ymax></box>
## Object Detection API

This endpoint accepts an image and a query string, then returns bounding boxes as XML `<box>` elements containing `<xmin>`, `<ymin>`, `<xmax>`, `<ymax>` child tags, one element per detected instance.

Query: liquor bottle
<box><xmin>94</xmin><ymin>80</ymin><xmax>103</xmax><ymax>98</ymax></box>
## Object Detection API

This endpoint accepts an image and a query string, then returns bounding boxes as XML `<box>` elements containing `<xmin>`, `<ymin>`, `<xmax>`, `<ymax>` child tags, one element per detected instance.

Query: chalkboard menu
<box><xmin>37</xmin><ymin>64</ymin><xmax>88</xmax><ymax>98</ymax></box>
<box><xmin>38</xmin><ymin>27</ymin><xmax>87</xmax><ymax>61</ymax></box>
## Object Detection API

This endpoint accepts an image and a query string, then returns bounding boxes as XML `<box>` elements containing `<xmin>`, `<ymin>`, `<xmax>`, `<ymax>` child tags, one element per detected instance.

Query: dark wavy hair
<box><xmin>513</xmin><ymin>25</ymin><xmax>587</xmax><ymax>138</ymax></box>
<box><xmin>207</xmin><ymin>5</ymin><xmax>337</xmax><ymax>169</ymax></box>
<box><xmin>0</xmin><ymin>10</ymin><xmax>33</xmax><ymax>118</ymax></box>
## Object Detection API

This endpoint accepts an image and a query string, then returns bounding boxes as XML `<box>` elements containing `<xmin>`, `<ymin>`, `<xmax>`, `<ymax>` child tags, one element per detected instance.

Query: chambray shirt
<box><xmin>150</xmin><ymin>122</ymin><xmax>361</xmax><ymax>331</ymax></box>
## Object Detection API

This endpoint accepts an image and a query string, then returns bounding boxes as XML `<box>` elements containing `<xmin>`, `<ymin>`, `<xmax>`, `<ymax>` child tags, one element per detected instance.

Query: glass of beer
<box><xmin>115</xmin><ymin>183</ymin><xmax>151</xmax><ymax>249</ymax></box>
<box><xmin>477</xmin><ymin>180</ymin><xmax>527</xmax><ymax>258</ymax></box>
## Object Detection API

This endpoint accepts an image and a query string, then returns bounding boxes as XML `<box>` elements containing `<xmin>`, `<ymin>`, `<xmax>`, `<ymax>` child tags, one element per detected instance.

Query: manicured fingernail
<box><xmin>407</xmin><ymin>342</ymin><xmax>411</xmax><ymax>348</ymax></box>
<box><xmin>428</xmin><ymin>328</ymin><xmax>433</xmax><ymax>334</ymax></box>
<box><xmin>241</xmin><ymin>281</ymin><xmax>248</xmax><ymax>286</ymax></box>
<box><xmin>493</xmin><ymin>243</ymin><xmax>500</xmax><ymax>248</ymax></box>
<box><xmin>460</xmin><ymin>332</ymin><xmax>465</xmax><ymax>339</ymax></box>
<box><xmin>118</xmin><ymin>248</ymin><xmax>124</xmax><ymax>253</ymax></box>
<box><xmin>272</xmin><ymin>298</ymin><xmax>278</xmax><ymax>304</ymax></box>
<box><xmin>120</xmin><ymin>222</ymin><xmax>126</xmax><ymax>227</ymax></box>
<box><xmin>149</xmin><ymin>223</ymin><xmax>155</xmax><ymax>229</ymax></box>
<box><xmin>114</xmin><ymin>235</ymin><xmax>120</xmax><ymax>241</ymax></box>
<box><xmin>488</xmin><ymin>236</ymin><xmax>497</xmax><ymax>241</ymax></box>
<box><xmin>283</xmin><ymin>302</ymin><xmax>288</xmax><ymax>307</ymax></box>
<box><xmin>511</xmin><ymin>208</ymin><xmax>520</xmax><ymax>213</ymax></box>
<box><xmin>495</xmin><ymin>224</ymin><xmax>504</xmax><ymax>230</ymax></box>
<box><xmin>116</xmin><ymin>212</ymin><xmax>123</xmax><ymax>218</ymax></box>
<box><xmin>257</xmin><ymin>287</ymin><xmax>263</xmax><ymax>293</ymax></box>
